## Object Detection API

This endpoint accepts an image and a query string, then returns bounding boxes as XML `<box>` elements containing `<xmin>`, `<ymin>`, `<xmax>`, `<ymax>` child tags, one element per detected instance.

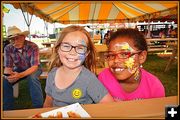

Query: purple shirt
<box><xmin>4</xmin><ymin>40</ymin><xmax>40</xmax><ymax>70</ymax></box>
<box><xmin>98</xmin><ymin>68</ymin><xmax>165</xmax><ymax>101</ymax></box>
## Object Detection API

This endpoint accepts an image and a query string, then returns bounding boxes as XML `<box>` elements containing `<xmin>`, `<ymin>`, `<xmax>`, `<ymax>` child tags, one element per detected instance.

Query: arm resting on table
<box><xmin>43</xmin><ymin>95</ymin><xmax>53</xmax><ymax>108</ymax></box>
<box><xmin>99</xmin><ymin>93</ymin><xmax>115</xmax><ymax>103</ymax></box>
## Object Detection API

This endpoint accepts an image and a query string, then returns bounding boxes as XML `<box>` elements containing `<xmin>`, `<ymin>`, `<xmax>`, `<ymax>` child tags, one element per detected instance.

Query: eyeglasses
<box><xmin>60</xmin><ymin>42</ymin><xmax>88</xmax><ymax>54</ymax></box>
<box><xmin>105</xmin><ymin>51</ymin><xmax>142</xmax><ymax>60</ymax></box>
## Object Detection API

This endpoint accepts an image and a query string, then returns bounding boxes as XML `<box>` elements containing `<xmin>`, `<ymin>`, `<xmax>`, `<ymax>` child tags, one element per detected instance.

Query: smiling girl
<box><xmin>43</xmin><ymin>25</ymin><xmax>114</xmax><ymax>107</ymax></box>
<box><xmin>98</xmin><ymin>28</ymin><xmax>165</xmax><ymax>101</ymax></box>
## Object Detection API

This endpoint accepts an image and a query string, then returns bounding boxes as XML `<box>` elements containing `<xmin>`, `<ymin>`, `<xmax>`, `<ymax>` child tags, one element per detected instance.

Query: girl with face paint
<box><xmin>98</xmin><ymin>28</ymin><xmax>165</xmax><ymax>101</ymax></box>
<box><xmin>43</xmin><ymin>26</ymin><xmax>114</xmax><ymax>108</ymax></box>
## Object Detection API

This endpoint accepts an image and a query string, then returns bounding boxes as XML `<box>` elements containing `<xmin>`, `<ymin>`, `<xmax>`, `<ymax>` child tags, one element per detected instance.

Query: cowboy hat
<box><xmin>7</xmin><ymin>26</ymin><xmax>30</xmax><ymax>38</ymax></box>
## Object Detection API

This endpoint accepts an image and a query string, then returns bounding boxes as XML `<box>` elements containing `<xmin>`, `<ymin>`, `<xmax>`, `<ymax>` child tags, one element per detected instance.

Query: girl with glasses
<box><xmin>98</xmin><ymin>28</ymin><xmax>165</xmax><ymax>101</ymax></box>
<box><xmin>43</xmin><ymin>25</ymin><xmax>114</xmax><ymax>108</ymax></box>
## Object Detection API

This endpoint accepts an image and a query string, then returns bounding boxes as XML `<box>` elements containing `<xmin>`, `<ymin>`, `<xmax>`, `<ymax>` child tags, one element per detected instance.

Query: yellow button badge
<box><xmin>72</xmin><ymin>88</ymin><xmax>82</xmax><ymax>99</ymax></box>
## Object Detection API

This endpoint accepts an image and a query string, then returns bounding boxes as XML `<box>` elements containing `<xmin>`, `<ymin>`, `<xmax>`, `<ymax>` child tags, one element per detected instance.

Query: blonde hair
<box><xmin>48</xmin><ymin>25</ymin><xmax>96</xmax><ymax>73</ymax></box>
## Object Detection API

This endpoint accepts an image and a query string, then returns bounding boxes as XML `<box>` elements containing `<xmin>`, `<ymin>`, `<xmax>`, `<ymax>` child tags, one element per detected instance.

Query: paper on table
<box><xmin>40</xmin><ymin>103</ymin><xmax>91</xmax><ymax>118</ymax></box>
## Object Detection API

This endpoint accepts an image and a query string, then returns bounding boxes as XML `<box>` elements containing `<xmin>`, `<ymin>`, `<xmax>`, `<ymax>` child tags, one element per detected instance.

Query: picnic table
<box><xmin>164</xmin><ymin>42</ymin><xmax>178</xmax><ymax>72</ymax></box>
<box><xmin>93</xmin><ymin>34</ymin><xmax>101</xmax><ymax>44</ymax></box>
<box><xmin>146</xmin><ymin>38</ymin><xmax>177</xmax><ymax>42</ymax></box>
<box><xmin>146</xmin><ymin>38</ymin><xmax>177</xmax><ymax>52</ymax></box>
<box><xmin>42</xmin><ymin>42</ymin><xmax>56</xmax><ymax>48</ymax></box>
<box><xmin>3</xmin><ymin>96</ymin><xmax>177</xmax><ymax>118</ymax></box>
<box><xmin>94</xmin><ymin>44</ymin><xmax>108</xmax><ymax>68</ymax></box>
<box><xmin>39</xmin><ymin>48</ymin><xmax>53</xmax><ymax>58</ymax></box>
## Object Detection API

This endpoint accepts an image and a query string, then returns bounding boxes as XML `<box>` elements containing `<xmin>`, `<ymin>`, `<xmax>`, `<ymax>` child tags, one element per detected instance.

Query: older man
<box><xmin>3</xmin><ymin>26</ymin><xmax>43</xmax><ymax>110</ymax></box>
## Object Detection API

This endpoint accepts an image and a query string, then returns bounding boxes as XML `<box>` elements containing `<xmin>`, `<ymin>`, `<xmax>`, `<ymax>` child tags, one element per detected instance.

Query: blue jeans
<box><xmin>3</xmin><ymin>67</ymin><xmax>44</xmax><ymax>110</ymax></box>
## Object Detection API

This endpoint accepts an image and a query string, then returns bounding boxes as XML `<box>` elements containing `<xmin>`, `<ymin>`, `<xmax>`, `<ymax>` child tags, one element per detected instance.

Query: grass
<box><xmin>144</xmin><ymin>54</ymin><xmax>178</xmax><ymax>96</ymax></box>
<box><xmin>14</xmin><ymin>54</ymin><xmax>178</xmax><ymax>110</ymax></box>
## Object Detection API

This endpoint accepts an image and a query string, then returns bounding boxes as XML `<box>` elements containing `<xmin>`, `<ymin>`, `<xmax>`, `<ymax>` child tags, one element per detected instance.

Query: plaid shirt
<box><xmin>4</xmin><ymin>40</ymin><xmax>40</xmax><ymax>70</ymax></box>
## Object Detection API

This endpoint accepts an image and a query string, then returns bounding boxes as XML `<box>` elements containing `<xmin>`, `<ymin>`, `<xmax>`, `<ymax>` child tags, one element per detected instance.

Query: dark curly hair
<box><xmin>109</xmin><ymin>28</ymin><xmax>147</xmax><ymax>51</ymax></box>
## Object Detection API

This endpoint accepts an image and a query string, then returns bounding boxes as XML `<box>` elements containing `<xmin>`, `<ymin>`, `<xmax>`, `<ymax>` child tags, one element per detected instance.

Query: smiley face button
<box><xmin>72</xmin><ymin>88</ymin><xmax>82</xmax><ymax>99</ymax></box>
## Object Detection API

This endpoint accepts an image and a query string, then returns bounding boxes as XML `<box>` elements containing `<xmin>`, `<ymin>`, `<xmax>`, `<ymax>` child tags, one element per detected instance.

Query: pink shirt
<box><xmin>98</xmin><ymin>68</ymin><xmax>165</xmax><ymax>101</ymax></box>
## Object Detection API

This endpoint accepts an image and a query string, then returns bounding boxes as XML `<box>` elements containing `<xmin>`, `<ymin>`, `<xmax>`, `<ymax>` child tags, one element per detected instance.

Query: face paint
<box><xmin>124</xmin><ymin>54</ymin><xmax>141</xmax><ymax>73</ymax></box>
<box><xmin>79</xmin><ymin>54</ymin><xmax>86</xmax><ymax>63</ymax></box>
<box><xmin>113</xmin><ymin>42</ymin><xmax>138</xmax><ymax>73</ymax></box>
<box><xmin>72</xmin><ymin>39</ymin><xmax>87</xmax><ymax>47</ymax></box>
<box><xmin>79</xmin><ymin>39</ymin><xmax>87</xmax><ymax>63</ymax></box>
<box><xmin>124</xmin><ymin>57</ymin><xmax>135</xmax><ymax>73</ymax></box>
<box><xmin>113</xmin><ymin>42</ymin><xmax>133</xmax><ymax>52</ymax></box>
<box><xmin>124</xmin><ymin>57</ymin><xmax>134</xmax><ymax>69</ymax></box>
<box><xmin>81</xmin><ymin>39</ymin><xmax>87</xmax><ymax>46</ymax></box>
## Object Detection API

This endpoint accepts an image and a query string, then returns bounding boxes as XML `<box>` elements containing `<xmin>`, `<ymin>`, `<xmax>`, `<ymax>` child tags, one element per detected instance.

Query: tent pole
<box><xmin>147</xmin><ymin>15</ymin><xmax>151</xmax><ymax>38</ymax></box>
<box><xmin>53</xmin><ymin>23</ymin><xmax>56</xmax><ymax>34</ymax></box>
<box><xmin>26</xmin><ymin>12</ymin><xmax>31</xmax><ymax>41</ymax></box>
<box><xmin>44</xmin><ymin>20</ymin><xmax>49</xmax><ymax>42</ymax></box>
<box><xmin>19</xmin><ymin>4</ymin><xmax>34</xmax><ymax>41</ymax></box>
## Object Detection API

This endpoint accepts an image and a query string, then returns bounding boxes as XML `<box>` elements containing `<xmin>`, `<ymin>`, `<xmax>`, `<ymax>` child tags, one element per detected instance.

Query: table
<box><xmin>164</xmin><ymin>42</ymin><xmax>178</xmax><ymax>72</ymax></box>
<box><xmin>146</xmin><ymin>38</ymin><xmax>178</xmax><ymax>42</ymax></box>
<box><xmin>94</xmin><ymin>44</ymin><xmax>108</xmax><ymax>52</ymax></box>
<box><xmin>93</xmin><ymin>34</ymin><xmax>101</xmax><ymax>44</ymax></box>
<box><xmin>94</xmin><ymin>44</ymin><xmax>108</xmax><ymax>68</ymax></box>
<box><xmin>42</xmin><ymin>42</ymin><xmax>56</xmax><ymax>48</ymax></box>
<box><xmin>39</xmin><ymin>48</ymin><xmax>53</xmax><ymax>57</ymax></box>
<box><xmin>3</xmin><ymin>96</ymin><xmax>178</xmax><ymax>118</ymax></box>
<box><xmin>40</xmin><ymin>59</ymin><xmax>49</xmax><ymax>63</ymax></box>
<box><xmin>146</xmin><ymin>38</ymin><xmax>178</xmax><ymax>52</ymax></box>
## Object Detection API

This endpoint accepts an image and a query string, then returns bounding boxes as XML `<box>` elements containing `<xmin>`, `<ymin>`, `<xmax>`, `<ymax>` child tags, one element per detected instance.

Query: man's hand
<box><xmin>6</xmin><ymin>72</ymin><xmax>23</xmax><ymax>83</ymax></box>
